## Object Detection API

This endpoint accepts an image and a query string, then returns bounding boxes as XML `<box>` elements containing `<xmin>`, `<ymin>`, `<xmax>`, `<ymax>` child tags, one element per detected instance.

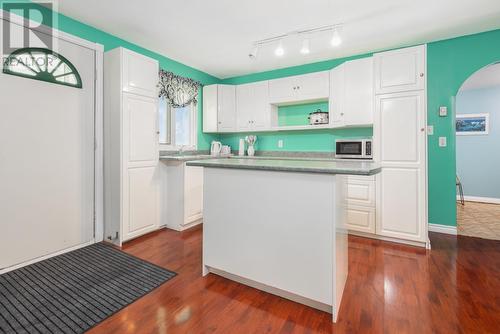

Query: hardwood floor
<box><xmin>88</xmin><ymin>227</ymin><xmax>500</xmax><ymax>334</ymax></box>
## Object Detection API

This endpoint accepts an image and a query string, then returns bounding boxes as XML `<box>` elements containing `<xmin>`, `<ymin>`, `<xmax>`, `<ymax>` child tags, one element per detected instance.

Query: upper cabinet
<box><xmin>236</xmin><ymin>81</ymin><xmax>271</xmax><ymax>131</ymax></box>
<box><xmin>374</xmin><ymin>45</ymin><xmax>426</xmax><ymax>94</ymax></box>
<box><xmin>330</xmin><ymin>57</ymin><xmax>374</xmax><ymax>128</ymax></box>
<box><xmin>268</xmin><ymin>71</ymin><xmax>329</xmax><ymax>104</ymax></box>
<box><xmin>202</xmin><ymin>84</ymin><xmax>236</xmax><ymax>133</ymax></box>
<box><xmin>121</xmin><ymin>48</ymin><xmax>159</xmax><ymax>98</ymax></box>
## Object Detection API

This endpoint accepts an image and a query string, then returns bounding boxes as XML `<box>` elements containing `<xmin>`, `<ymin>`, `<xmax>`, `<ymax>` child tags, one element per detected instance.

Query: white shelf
<box><xmin>271</xmin><ymin>124</ymin><xmax>332</xmax><ymax>131</ymax></box>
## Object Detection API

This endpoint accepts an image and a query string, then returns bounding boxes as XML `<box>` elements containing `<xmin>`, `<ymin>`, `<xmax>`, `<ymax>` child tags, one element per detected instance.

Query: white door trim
<box><xmin>0</xmin><ymin>9</ymin><xmax>104</xmax><ymax>258</ymax></box>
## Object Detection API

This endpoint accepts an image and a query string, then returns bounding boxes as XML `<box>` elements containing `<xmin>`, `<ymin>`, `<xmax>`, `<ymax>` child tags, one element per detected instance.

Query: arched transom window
<box><xmin>3</xmin><ymin>47</ymin><xmax>82</xmax><ymax>88</ymax></box>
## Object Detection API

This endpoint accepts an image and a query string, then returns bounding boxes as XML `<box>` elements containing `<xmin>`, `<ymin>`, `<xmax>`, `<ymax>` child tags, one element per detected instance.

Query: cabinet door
<box><xmin>123</xmin><ymin>93</ymin><xmax>159</xmax><ymax>168</ymax></box>
<box><xmin>346</xmin><ymin>206</ymin><xmax>375</xmax><ymax>234</ymax></box>
<box><xmin>217</xmin><ymin>85</ymin><xmax>236</xmax><ymax>132</ymax></box>
<box><xmin>374</xmin><ymin>91</ymin><xmax>427</xmax><ymax>243</ymax></box>
<box><xmin>268</xmin><ymin>76</ymin><xmax>296</xmax><ymax>104</ymax></box>
<box><xmin>251</xmin><ymin>81</ymin><xmax>271</xmax><ymax>130</ymax></box>
<box><xmin>123</xmin><ymin>166</ymin><xmax>159</xmax><ymax>241</ymax></box>
<box><xmin>297</xmin><ymin>71</ymin><xmax>329</xmax><ymax>101</ymax></box>
<box><xmin>346</xmin><ymin>176</ymin><xmax>375</xmax><ymax>207</ymax></box>
<box><xmin>329</xmin><ymin>64</ymin><xmax>345</xmax><ymax>127</ymax></box>
<box><xmin>122</xmin><ymin>49</ymin><xmax>159</xmax><ymax>98</ymax></box>
<box><xmin>236</xmin><ymin>84</ymin><xmax>253</xmax><ymax>131</ymax></box>
<box><xmin>376</xmin><ymin>168</ymin><xmax>426</xmax><ymax>241</ymax></box>
<box><xmin>374</xmin><ymin>91</ymin><xmax>425</xmax><ymax>166</ymax></box>
<box><xmin>374</xmin><ymin>45</ymin><xmax>426</xmax><ymax>94</ymax></box>
<box><xmin>343</xmin><ymin>58</ymin><xmax>374</xmax><ymax>126</ymax></box>
<box><xmin>184</xmin><ymin>165</ymin><xmax>203</xmax><ymax>225</ymax></box>
<box><xmin>203</xmin><ymin>85</ymin><xmax>218</xmax><ymax>133</ymax></box>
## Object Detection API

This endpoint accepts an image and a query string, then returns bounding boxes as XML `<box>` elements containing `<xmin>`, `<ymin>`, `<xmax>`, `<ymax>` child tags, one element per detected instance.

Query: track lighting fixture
<box><xmin>275</xmin><ymin>40</ymin><xmax>284</xmax><ymax>57</ymax></box>
<box><xmin>300</xmin><ymin>38</ymin><xmax>310</xmax><ymax>54</ymax></box>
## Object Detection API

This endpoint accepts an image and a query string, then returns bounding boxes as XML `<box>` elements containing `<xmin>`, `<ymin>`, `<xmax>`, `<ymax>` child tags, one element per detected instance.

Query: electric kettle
<box><xmin>210</xmin><ymin>141</ymin><xmax>222</xmax><ymax>156</ymax></box>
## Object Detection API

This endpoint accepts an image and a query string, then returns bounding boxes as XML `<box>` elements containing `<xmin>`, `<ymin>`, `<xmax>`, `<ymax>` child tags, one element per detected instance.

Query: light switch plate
<box><xmin>277</xmin><ymin>139</ymin><xmax>284</xmax><ymax>148</ymax></box>
<box><xmin>427</xmin><ymin>125</ymin><xmax>434</xmax><ymax>135</ymax></box>
<box><xmin>439</xmin><ymin>136</ymin><xmax>447</xmax><ymax>147</ymax></box>
<box><xmin>439</xmin><ymin>106</ymin><xmax>448</xmax><ymax>117</ymax></box>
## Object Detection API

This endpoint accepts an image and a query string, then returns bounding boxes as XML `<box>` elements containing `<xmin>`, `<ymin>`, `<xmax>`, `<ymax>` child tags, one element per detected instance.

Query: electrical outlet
<box><xmin>278</xmin><ymin>139</ymin><xmax>284</xmax><ymax>148</ymax></box>
<box><xmin>427</xmin><ymin>125</ymin><xmax>434</xmax><ymax>135</ymax></box>
<box><xmin>439</xmin><ymin>106</ymin><xmax>448</xmax><ymax>117</ymax></box>
<box><xmin>439</xmin><ymin>136</ymin><xmax>447</xmax><ymax>147</ymax></box>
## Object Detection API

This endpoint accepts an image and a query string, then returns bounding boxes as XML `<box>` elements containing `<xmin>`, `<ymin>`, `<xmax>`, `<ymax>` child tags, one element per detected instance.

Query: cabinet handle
<box><xmin>340</xmin><ymin>113</ymin><xmax>344</xmax><ymax>116</ymax></box>
<box><xmin>156</xmin><ymin>131</ymin><xmax>160</xmax><ymax>134</ymax></box>
<box><xmin>297</xmin><ymin>86</ymin><xmax>300</xmax><ymax>90</ymax></box>
<box><xmin>420</xmin><ymin>128</ymin><xmax>425</xmax><ymax>132</ymax></box>
<box><xmin>293</xmin><ymin>87</ymin><xmax>296</xmax><ymax>90</ymax></box>
<box><xmin>218</xmin><ymin>121</ymin><xmax>222</xmax><ymax>124</ymax></box>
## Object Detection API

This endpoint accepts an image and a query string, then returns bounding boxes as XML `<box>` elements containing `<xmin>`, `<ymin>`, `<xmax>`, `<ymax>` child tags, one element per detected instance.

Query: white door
<box><xmin>374</xmin><ymin>91</ymin><xmax>427</xmax><ymax>242</ymax></box>
<box><xmin>250</xmin><ymin>81</ymin><xmax>270</xmax><ymax>130</ymax></box>
<box><xmin>236</xmin><ymin>84</ymin><xmax>253</xmax><ymax>131</ymax></box>
<box><xmin>122</xmin><ymin>93</ymin><xmax>159</xmax><ymax>241</ymax></box>
<box><xmin>0</xmin><ymin>32</ymin><xmax>95</xmax><ymax>269</ymax></box>
<box><xmin>329</xmin><ymin>64</ymin><xmax>345</xmax><ymax>127</ymax></box>
<box><xmin>122</xmin><ymin>48</ymin><xmax>159</xmax><ymax>98</ymax></box>
<box><xmin>268</xmin><ymin>76</ymin><xmax>296</xmax><ymax>103</ymax></box>
<box><xmin>184</xmin><ymin>165</ymin><xmax>203</xmax><ymax>225</ymax></box>
<box><xmin>296</xmin><ymin>71</ymin><xmax>329</xmax><ymax>101</ymax></box>
<box><xmin>374</xmin><ymin>45</ymin><xmax>426</xmax><ymax>94</ymax></box>
<box><xmin>343</xmin><ymin>58</ymin><xmax>374</xmax><ymax>126</ymax></box>
<box><xmin>217</xmin><ymin>85</ymin><xmax>236</xmax><ymax>132</ymax></box>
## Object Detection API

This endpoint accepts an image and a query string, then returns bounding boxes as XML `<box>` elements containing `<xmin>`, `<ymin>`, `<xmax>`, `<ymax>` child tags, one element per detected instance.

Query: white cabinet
<box><xmin>122</xmin><ymin>48</ymin><xmax>159</xmax><ymax>98</ymax></box>
<box><xmin>374</xmin><ymin>45</ymin><xmax>426</xmax><ymax>94</ymax></box>
<box><xmin>268</xmin><ymin>71</ymin><xmax>329</xmax><ymax>104</ymax></box>
<box><xmin>236</xmin><ymin>81</ymin><xmax>271</xmax><ymax>131</ymax></box>
<box><xmin>104</xmin><ymin>47</ymin><xmax>160</xmax><ymax>245</ymax></box>
<box><xmin>165</xmin><ymin>161</ymin><xmax>204</xmax><ymax>231</ymax></box>
<box><xmin>345</xmin><ymin>176</ymin><xmax>376</xmax><ymax>234</ymax></box>
<box><xmin>330</xmin><ymin>57</ymin><xmax>374</xmax><ymax>128</ymax></box>
<box><xmin>202</xmin><ymin>84</ymin><xmax>236</xmax><ymax>133</ymax></box>
<box><xmin>374</xmin><ymin>90</ymin><xmax>427</xmax><ymax>243</ymax></box>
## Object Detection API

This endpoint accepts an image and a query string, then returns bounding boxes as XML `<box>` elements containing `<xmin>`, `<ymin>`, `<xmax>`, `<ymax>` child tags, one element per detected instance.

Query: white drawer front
<box><xmin>346</xmin><ymin>177</ymin><xmax>375</xmax><ymax>207</ymax></box>
<box><xmin>346</xmin><ymin>206</ymin><xmax>375</xmax><ymax>234</ymax></box>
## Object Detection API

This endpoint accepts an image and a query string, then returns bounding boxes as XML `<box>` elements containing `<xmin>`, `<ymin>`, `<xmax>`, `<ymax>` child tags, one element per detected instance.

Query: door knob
<box><xmin>420</xmin><ymin>73</ymin><xmax>424</xmax><ymax>77</ymax></box>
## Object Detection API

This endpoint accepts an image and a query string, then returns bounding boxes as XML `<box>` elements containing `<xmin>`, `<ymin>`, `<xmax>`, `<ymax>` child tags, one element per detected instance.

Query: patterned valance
<box><xmin>158</xmin><ymin>70</ymin><xmax>201</xmax><ymax>108</ymax></box>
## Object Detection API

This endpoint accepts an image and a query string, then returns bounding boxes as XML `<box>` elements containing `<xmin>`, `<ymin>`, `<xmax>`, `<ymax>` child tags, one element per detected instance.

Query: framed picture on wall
<box><xmin>456</xmin><ymin>113</ymin><xmax>489</xmax><ymax>135</ymax></box>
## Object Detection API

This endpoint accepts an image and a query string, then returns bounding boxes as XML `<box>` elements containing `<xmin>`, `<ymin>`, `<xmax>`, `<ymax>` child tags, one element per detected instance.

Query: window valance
<box><xmin>158</xmin><ymin>70</ymin><xmax>201</xmax><ymax>108</ymax></box>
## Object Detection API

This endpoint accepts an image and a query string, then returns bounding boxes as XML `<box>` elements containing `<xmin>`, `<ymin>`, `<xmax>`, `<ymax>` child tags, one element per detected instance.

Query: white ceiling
<box><xmin>459</xmin><ymin>63</ymin><xmax>500</xmax><ymax>91</ymax></box>
<box><xmin>57</xmin><ymin>0</ymin><xmax>500</xmax><ymax>79</ymax></box>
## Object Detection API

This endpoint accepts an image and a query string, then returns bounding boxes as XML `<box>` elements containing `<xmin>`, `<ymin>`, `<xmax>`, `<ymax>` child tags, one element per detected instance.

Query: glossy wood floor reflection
<box><xmin>88</xmin><ymin>227</ymin><xmax>500</xmax><ymax>334</ymax></box>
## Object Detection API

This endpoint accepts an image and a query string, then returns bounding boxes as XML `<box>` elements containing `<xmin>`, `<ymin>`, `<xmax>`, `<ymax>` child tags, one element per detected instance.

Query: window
<box><xmin>158</xmin><ymin>97</ymin><xmax>197</xmax><ymax>149</ymax></box>
<box><xmin>3</xmin><ymin>47</ymin><xmax>82</xmax><ymax>88</ymax></box>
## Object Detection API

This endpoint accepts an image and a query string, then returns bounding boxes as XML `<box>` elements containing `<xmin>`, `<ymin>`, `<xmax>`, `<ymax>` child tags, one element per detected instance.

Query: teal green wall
<box><xmin>221</xmin><ymin>29</ymin><xmax>500</xmax><ymax>227</ymax></box>
<box><xmin>221</xmin><ymin>128</ymin><xmax>373</xmax><ymax>152</ymax></box>
<box><xmin>278</xmin><ymin>102</ymin><xmax>328</xmax><ymax>126</ymax></box>
<box><xmin>427</xmin><ymin>29</ymin><xmax>500</xmax><ymax>227</ymax></box>
<box><xmin>3</xmin><ymin>1</ymin><xmax>219</xmax><ymax>149</ymax></box>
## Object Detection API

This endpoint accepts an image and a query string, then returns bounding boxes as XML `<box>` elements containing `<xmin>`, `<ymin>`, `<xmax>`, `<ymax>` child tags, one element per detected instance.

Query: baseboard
<box><xmin>428</xmin><ymin>223</ymin><xmax>457</xmax><ymax>235</ymax></box>
<box><xmin>457</xmin><ymin>195</ymin><xmax>500</xmax><ymax>204</ymax></box>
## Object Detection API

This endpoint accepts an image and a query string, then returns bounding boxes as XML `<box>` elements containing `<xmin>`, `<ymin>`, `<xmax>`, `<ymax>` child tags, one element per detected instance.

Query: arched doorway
<box><xmin>455</xmin><ymin>62</ymin><xmax>500</xmax><ymax>240</ymax></box>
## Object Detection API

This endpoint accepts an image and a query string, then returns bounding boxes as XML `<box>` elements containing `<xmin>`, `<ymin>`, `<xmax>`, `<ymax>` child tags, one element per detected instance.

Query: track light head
<box><xmin>300</xmin><ymin>38</ymin><xmax>310</xmax><ymax>54</ymax></box>
<box><xmin>275</xmin><ymin>40</ymin><xmax>285</xmax><ymax>57</ymax></box>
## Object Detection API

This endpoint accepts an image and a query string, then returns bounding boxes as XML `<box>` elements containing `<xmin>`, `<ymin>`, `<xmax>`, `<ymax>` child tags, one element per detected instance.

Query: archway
<box><xmin>455</xmin><ymin>62</ymin><xmax>500</xmax><ymax>240</ymax></box>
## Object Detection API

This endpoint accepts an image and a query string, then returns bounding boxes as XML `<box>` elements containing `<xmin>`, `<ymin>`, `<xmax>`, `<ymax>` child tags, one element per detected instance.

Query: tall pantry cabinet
<box><xmin>104</xmin><ymin>47</ymin><xmax>160</xmax><ymax>245</ymax></box>
<box><xmin>373</xmin><ymin>45</ymin><xmax>428</xmax><ymax>246</ymax></box>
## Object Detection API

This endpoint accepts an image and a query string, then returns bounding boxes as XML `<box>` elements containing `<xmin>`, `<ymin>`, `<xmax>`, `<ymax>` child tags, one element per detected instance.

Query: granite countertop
<box><xmin>186</xmin><ymin>157</ymin><xmax>381</xmax><ymax>176</ymax></box>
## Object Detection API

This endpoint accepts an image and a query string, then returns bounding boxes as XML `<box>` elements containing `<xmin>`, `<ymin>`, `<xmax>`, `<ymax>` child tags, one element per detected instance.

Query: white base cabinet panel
<box><xmin>164</xmin><ymin>161</ymin><xmax>204</xmax><ymax>231</ymax></box>
<box><xmin>123</xmin><ymin>166</ymin><xmax>159</xmax><ymax>241</ymax></box>
<box><xmin>202</xmin><ymin>167</ymin><xmax>347</xmax><ymax>321</ymax></box>
<box><xmin>376</xmin><ymin>168</ymin><xmax>426</xmax><ymax>242</ymax></box>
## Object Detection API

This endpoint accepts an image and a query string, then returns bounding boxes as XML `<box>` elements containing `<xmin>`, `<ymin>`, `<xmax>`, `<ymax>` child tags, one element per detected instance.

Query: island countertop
<box><xmin>186</xmin><ymin>157</ymin><xmax>381</xmax><ymax>176</ymax></box>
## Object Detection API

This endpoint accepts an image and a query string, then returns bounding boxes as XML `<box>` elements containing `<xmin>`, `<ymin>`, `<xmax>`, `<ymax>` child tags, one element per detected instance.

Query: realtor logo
<box><xmin>2</xmin><ymin>1</ymin><xmax>57</xmax><ymax>55</ymax></box>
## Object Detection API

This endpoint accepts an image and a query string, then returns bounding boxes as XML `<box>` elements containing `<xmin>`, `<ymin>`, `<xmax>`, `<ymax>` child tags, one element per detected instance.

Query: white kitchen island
<box><xmin>186</xmin><ymin>158</ymin><xmax>381</xmax><ymax>322</ymax></box>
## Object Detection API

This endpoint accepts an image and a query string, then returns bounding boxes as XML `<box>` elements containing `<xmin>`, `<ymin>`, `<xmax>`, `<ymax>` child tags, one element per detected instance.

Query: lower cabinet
<box><xmin>123</xmin><ymin>166</ymin><xmax>160</xmax><ymax>241</ymax></box>
<box><xmin>164</xmin><ymin>161</ymin><xmax>204</xmax><ymax>231</ymax></box>
<box><xmin>345</xmin><ymin>175</ymin><xmax>376</xmax><ymax>234</ymax></box>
